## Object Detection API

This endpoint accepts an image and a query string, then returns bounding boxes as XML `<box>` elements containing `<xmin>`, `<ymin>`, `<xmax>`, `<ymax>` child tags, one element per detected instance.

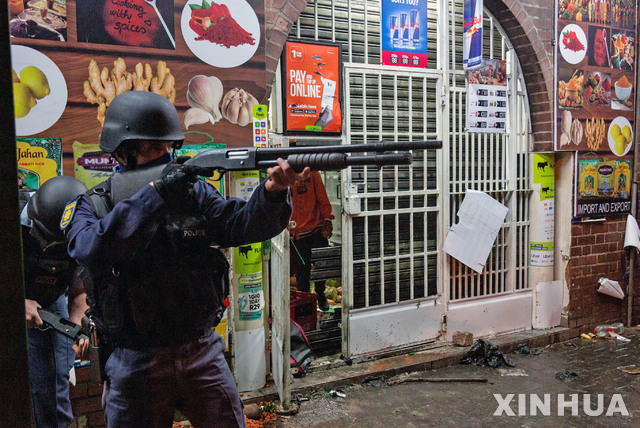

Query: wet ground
<box><xmin>274</xmin><ymin>328</ymin><xmax>640</xmax><ymax>427</ymax></box>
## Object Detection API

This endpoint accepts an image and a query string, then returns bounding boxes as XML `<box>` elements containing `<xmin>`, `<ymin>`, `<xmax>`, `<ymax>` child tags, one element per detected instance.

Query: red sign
<box><xmin>281</xmin><ymin>40</ymin><xmax>343</xmax><ymax>135</ymax></box>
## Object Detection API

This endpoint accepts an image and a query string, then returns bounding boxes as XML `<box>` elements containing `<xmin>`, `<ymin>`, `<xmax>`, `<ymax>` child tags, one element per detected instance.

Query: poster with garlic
<box><xmin>8</xmin><ymin>0</ymin><xmax>268</xmax><ymax>177</ymax></box>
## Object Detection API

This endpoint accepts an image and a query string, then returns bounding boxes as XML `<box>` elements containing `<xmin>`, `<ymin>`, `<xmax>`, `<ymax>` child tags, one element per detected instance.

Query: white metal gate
<box><xmin>283</xmin><ymin>0</ymin><xmax>533</xmax><ymax>358</ymax></box>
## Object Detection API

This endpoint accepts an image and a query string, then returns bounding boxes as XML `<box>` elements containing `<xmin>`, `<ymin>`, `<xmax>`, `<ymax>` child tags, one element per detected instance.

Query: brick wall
<box><xmin>568</xmin><ymin>218</ymin><xmax>639</xmax><ymax>329</ymax></box>
<box><xmin>70</xmin><ymin>366</ymin><xmax>105</xmax><ymax>427</ymax></box>
<box><xmin>485</xmin><ymin>0</ymin><xmax>555</xmax><ymax>149</ymax></box>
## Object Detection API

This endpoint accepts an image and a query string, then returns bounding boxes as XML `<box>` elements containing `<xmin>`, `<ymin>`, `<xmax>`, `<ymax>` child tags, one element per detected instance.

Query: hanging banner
<box><xmin>463</xmin><ymin>0</ymin><xmax>483</xmax><ymax>69</ymax></box>
<box><xmin>281</xmin><ymin>39</ymin><xmax>343</xmax><ymax>135</ymax></box>
<box><xmin>466</xmin><ymin>59</ymin><xmax>508</xmax><ymax>133</ymax></box>
<box><xmin>17</xmin><ymin>138</ymin><xmax>63</xmax><ymax>189</ymax></box>
<box><xmin>531</xmin><ymin>153</ymin><xmax>555</xmax><ymax>267</ymax></box>
<box><xmin>381</xmin><ymin>0</ymin><xmax>428</xmax><ymax>68</ymax></box>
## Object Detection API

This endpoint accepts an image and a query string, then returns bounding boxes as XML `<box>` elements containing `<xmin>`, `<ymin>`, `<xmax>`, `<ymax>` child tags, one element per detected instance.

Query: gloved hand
<box><xmin>153</xmin><ymin>156</ymin><xmax>199</xmax><ymax>207</ymax></box>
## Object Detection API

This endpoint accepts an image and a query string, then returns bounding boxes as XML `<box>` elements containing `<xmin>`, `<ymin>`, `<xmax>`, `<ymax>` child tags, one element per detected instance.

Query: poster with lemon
<box><xmin>11</xmin><ymin>45</ymin><xmax>67</xmax><ymax>137</ymax></box>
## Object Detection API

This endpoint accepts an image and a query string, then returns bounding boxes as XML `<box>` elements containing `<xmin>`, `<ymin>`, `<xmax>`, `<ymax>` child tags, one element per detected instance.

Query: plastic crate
<box><xmin>290</xmin><ymin>291</ymin><xmax>317</xmax><ymax>331</ymax></box>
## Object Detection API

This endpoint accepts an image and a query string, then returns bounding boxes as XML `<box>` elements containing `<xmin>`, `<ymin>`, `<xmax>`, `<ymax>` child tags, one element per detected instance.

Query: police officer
<box><xmin>22</xmin><ymin>176</ymin><xmax>89</xmax><ymax>427</ymax></box>
<box><xmin>63</xmin><ymin>91</ymin><xmax>308</xmax><ymax>427</ymax></box>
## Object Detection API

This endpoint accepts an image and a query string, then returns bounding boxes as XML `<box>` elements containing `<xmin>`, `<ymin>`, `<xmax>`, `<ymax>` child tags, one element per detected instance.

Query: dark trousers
<box><xmin>291</xmin><ymin>229</ymin><xmax>328</xmax><ymax>305</ymax></box>
<box><xmin>103</xmin><ymin>331</ymin><xmax>245</xmax><ymax>427</ymax></box>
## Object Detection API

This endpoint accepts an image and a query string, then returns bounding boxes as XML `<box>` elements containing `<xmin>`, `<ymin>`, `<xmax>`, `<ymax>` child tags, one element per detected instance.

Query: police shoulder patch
<box><xmin>60</xmin><ymin>200</ymin><xmax>77</xmax><ymax>230</ymax></box>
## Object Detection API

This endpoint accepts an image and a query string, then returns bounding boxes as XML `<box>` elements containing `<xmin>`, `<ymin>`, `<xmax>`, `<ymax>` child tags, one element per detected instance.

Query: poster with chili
<box><xmin>555</xmin><ymin>0</ymin><xmax>637</xmax><ymax>155</ymax></box>
<box><xmin>556</xmin><ymin>0</ymin><xmax>638</xmax><ymax>217</ymax></box>
<box><xmin>8</xmin><ymin>0</ymin><xmax>267</xmax><ymax>178</ymax></box>
<box><xmin>281</xmin><ymin>40</ymin><xmax>343</xmax><ymax>135</ymax></box>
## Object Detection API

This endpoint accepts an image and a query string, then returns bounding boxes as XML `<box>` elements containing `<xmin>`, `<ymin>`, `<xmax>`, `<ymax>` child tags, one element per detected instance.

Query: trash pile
<box><xmin>461</xmin><ymin>339</ymin><xmax>515</xmax><ymax>368</ymax></box>
<box><xmin>581</xmin><ymin>322</ymin><xmax>630</xmax><ymax>342</ymax></box>
<box><xmin>244</xmin><ymin>402</ymin><xmax>279</xmax><ymax>428</ymax></box>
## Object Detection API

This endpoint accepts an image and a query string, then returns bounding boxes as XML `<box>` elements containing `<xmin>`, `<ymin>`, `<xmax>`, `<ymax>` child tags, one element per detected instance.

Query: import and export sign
<box><xmin>381</xmin><ymin>0</ymin><xmax>428</xmax><ymax>68</ymax></box>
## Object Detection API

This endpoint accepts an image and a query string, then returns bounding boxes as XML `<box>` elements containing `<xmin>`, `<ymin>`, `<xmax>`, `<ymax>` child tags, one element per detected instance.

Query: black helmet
<box><xmin>99</xmin><ymin>91</ymin><xmax>185</xmax><ymax>153</ymax></box>
<box><xmin>27</xmin><ymin>176</ymin><xmax>88</xmax><ymax>243</ymax></box>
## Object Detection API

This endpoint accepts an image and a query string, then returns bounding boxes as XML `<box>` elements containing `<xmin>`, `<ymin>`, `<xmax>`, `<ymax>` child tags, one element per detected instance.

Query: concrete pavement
<box><xmin>268</xmin><ymin>327</ymin><xmax>640</xmax><ymax>427</ymax></box>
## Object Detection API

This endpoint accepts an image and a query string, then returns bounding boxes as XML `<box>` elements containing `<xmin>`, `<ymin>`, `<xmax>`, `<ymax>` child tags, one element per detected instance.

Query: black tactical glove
<box><xmin>153</xmin><ymin>156</ymin><xmax>199</xmax><ymax>208</ymax></box>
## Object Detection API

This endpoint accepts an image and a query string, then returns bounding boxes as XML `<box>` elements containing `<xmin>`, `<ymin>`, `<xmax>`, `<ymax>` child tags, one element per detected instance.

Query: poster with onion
<box><xmin>8</xmin><ymin>0</ymin><xmax>267</xmax><ymax>179</ymax></box>
<box><xmin>557</xmin><ymin>0</ymin><xmax>638</xmax><ymax>217</ymax></box>
<box><xmin>556</xmin><ymin>0</ymin><xmax>637</xmax><ymax>155</ymax></box>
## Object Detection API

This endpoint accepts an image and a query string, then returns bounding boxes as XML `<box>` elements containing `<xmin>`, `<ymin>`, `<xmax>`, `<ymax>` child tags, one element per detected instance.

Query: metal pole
<box><xmin>628</xmin><ymin>10</ymin><xmax>640</xmax><ymax>327</ymax></box>
<box><xmin>0</xmin><ymin>4</ymin><xmax>33</xmax><ymax>425</ymax></box>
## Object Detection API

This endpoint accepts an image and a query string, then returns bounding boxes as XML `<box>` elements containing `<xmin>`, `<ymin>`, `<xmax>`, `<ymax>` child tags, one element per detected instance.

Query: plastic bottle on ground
<box><xmin>609</xmin><ymin>322</ymin><xmax>624</xmax><ymax>334</ymax></box>
<box><xmin>593</xmin><ymin>325</ymin><xmax>611</xmax><ymax>337</ymax></box>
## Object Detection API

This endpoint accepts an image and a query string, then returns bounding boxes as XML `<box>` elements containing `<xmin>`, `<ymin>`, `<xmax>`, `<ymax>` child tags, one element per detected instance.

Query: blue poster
<box><xmin>463</xmin><ymin>0</ymin><xmax>483</xmax><ymax>69</ymax></box>
<box><xmin>381</xmin><ymin>0</ymin><xmax>429</xmax><ymax>68</ymax></box>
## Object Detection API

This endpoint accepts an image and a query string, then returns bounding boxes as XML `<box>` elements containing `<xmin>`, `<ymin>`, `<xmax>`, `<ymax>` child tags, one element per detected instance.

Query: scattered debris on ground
<box><xmin>461</xmin><ymin>339</ymin><xmax>515</xmax><ymax>368</ymax></box>
<box><xmin>555</xmin><ymin>370</ymin><xmax>579</xmax><ymax>382</ymax></box>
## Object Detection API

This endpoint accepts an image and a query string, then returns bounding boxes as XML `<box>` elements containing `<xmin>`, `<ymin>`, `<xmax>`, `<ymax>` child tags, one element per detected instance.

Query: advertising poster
<box><xmin>555</xmin><ymin>0</ymin><xmax>638</xmax><ymax>217</ymax></box>
<box><xmin>463</xmin><ymin>0</ymin><xmax>483</xmax><ymax>69</ymax></box>
<box><xmin>281</xmin><ymin>40</ymin><xmax>343</xmax><ymax>135</ymax></box>
<box><xmin>17</xmin><ymin>138</ymin><xmax>62</xmax><ymax>189</ymax></box>
<box><xmin>531</xmin><ymin>154</ymin><xmax>555</xmax><ymax>267</ymax></box>
<box><xmin>575</xmin><ymin>153</ymin><xmax>632</xmax><ymax>217</ymax></box>
<box><xmin>380</xmin><ymin>0</ymin><xmax>428</xmax><ymax>68</ymax></box>
<box><xmin>238</xmin><ymin>272</ymin><xmax>264</xmax><ymax>321</ymax></box>
<box><xmin>466</xmin><ymin>59</ymin><xmax>508</xmax><ymax>133</ymax></box>
<box><xmin>8</xmin><ymin>0</ymin><xmax>268</xmax><ymax>178</ymax></box>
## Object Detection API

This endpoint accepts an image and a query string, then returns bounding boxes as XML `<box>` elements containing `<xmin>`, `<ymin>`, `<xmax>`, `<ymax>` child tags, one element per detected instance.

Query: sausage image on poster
<box><xmin>76</xmin><ymin>0</ymin><xmax>175</xmax><ymax>49</ymax></box>
<box><xmin>281</xmin><ymin>40</ymin><xmax>343</xmax><ymax>135</ymax></box>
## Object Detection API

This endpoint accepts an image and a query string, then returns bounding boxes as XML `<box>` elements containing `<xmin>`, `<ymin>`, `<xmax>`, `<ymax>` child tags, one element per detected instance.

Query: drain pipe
<box><xmin>628</xmin><ymin>65</ymin><xmax>640</xmax><ymax>327</ymax></box>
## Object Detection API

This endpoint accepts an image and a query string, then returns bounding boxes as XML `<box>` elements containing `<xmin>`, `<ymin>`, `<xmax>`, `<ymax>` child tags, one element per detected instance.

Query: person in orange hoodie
<box><xmin>290</xmin><ymin>171</ymin><xmax>334</xmax><ymax>311</ymax></box>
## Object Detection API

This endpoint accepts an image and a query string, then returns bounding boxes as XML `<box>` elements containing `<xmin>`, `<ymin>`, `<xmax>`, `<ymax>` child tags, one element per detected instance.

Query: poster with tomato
<box><xmin>76</xmin><ymin>0</ymin><xmax>176</xmax><ymax>49</ymax></box>
<box><xmin>557</xmin><ymin>0</ymin><xmax>638</xmax><ymax>217</ymax></box>
<box><xmin>281</xmin><ymin>40</ymin><xmax>343</xmax><ymax>135</ymax></box>
<box><xmin>555</xmin><ymin>0</ymin><xmax>637</xmax><ymax>156</ymax></box>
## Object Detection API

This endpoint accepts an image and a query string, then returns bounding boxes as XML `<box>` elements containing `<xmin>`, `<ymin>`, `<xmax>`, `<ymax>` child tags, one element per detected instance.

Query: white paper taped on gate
<box><xmin>597</xmin><ymin>277</ymin><xmax>624</xmax><ymax>300</ymax></box>
<box><xmin>624</xmin><ymin>215</ymin><xmax>640</xmax><ymax>252</ymax></box>
<box><xmin>443</xmin><ymin>190</ymin><xmax>508</xmax><ymax>273</ymax></box>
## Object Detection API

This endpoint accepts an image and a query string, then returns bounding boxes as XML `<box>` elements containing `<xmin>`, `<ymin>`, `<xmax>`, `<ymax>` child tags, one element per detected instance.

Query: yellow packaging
<box><xmin>72</xmin><ymin>141</ymin><xmax>117</xmax><ymax>188</ymax></box>
<box><xmin>16</xmin><ymin>138</ymin><xmax>62</xmax><ymax>189</ymax></box>
<box><xmin>614</xmin><ymin>160</ymin><xmax>631</xmax><ymax>198</ymax></box>
<box><xmin>578</xmin><ymin>160</ymin><xmax>598</xmax><ymax>197</ymax></box>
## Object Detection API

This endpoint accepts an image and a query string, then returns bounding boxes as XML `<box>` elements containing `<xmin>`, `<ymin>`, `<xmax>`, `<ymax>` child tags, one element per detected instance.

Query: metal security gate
<box><xmin>277</xmin><ymin>0</ymin><xmax>533</xmax><ymax>359</ymax></box>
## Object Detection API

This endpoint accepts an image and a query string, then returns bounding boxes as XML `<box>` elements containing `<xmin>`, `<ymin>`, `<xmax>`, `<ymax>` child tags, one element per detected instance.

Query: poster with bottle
<box><xmin>381</xmin><ymin>0</ymin><xmax>429</xmax><ymax>68</ymax></box>
<box><xmin>16</xmin><ymin>138</ymin><xmax>63</xmax><ymax>189</ymax></box>
<box><xmin>281</xmin><ymin>40</ymin><xmax>343</xmax><ymax>135</ymax></box>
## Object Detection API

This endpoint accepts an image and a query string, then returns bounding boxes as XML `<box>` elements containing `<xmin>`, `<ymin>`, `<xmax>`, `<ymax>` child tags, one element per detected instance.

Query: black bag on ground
<box><xmin>461</xmin><ymin>339</ymin><xmax>515</xmax><ymax>368</ymax></box>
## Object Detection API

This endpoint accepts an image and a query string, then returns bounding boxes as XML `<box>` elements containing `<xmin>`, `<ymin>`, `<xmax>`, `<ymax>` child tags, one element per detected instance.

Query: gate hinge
<box><xmin>441</xmin><ymin>314</ymin><xmax>447</xmax><ymax>332</ymax></box>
